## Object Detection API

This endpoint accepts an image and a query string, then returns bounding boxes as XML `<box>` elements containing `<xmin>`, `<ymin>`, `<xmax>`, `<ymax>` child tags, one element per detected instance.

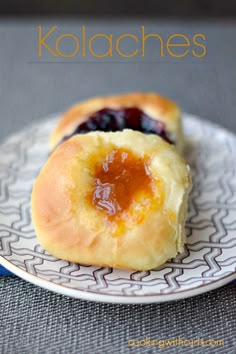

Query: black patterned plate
<box><xmin>0</xmin><ymin>114</ymin><xmax>236</xmax><ymax>303</ymax></box>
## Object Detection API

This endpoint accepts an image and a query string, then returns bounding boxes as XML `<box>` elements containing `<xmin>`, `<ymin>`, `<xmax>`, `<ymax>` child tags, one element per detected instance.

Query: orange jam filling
<box><xmin>92</xmin><ymin>148</ymin><xmax>154</xmax><ymax>219</ymax></box>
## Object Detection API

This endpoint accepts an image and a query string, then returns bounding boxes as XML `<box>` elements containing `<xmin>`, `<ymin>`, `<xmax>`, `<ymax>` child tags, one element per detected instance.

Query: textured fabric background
<box><xmin>0</xmin><ymin>18</ymin><xmax>236</xmax><ymax>354</ymax></box>
<box><xmin>0</xmin><ymin>278</ymin><xmax>235</xmax><ymax>354</ymax></box>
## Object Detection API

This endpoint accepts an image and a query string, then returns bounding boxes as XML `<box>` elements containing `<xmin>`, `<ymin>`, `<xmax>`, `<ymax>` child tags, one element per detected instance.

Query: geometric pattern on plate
<box><xmin>0</xmin><ymin>113</ymin><xmax>235</xmax><ymax>300</ymax></box>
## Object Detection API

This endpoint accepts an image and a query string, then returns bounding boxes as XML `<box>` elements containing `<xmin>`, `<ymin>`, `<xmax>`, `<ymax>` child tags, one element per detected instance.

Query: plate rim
<box><xmin>0</xmin><ymin>112</ymin><xmax>236</xmax><ymax>304</ymax></box>
<box><xmin>1</xmin><ymin>255</ymin><xmax>235</xmax><ymax>304</ymax></box>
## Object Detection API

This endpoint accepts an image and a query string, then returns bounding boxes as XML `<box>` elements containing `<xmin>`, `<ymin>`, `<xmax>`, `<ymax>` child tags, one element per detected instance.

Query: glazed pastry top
<box><xmin>50</xmin><ymin>92</ymin><xmax>181</xmax><ymax>150</ymax></box>
<box><xmin>32</xmin><ymin>130</ymin><xmax>191</xmax><ymax>270</ymax></box>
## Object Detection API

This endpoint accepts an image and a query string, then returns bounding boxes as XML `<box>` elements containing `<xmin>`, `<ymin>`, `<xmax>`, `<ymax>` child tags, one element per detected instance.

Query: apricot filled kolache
<box><xmin>50</xmin><ymin>92</ymin><xmax>184</xmax><ymax>153</ymax></box>
<box><xmin>32</xmin><ymin>130</ymin><xmax>191</xmax><ymax>271</ymax></box>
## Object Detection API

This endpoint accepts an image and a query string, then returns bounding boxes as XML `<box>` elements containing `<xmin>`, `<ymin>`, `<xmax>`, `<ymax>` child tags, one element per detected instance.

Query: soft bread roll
<box><xmin>50</xmin><ymin>92</ymin><xmax>183</xmax><ymax>153</ymax></box>
<box><xmin>32</xmin><ymin>130</ymin><xmax>191</xmax><ymax>271</ymax></box>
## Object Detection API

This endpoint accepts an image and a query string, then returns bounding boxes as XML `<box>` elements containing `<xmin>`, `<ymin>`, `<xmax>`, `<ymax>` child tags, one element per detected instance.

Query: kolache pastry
<box><xmin>50</xmin><ymin>92</ymin><xmax>184</xmax><ymax>153</ymax></box>
<box><xmin>31</xmin><ymin>129</ymin><xmax>192</xmax><ymax>271</ymax></box>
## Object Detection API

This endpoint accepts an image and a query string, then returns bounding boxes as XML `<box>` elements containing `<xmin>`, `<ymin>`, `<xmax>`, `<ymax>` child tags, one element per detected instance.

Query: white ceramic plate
<box><xmin>0</xmin><ymin>113</ymin><xmax>236</xmax><ymax>304</ymax></box>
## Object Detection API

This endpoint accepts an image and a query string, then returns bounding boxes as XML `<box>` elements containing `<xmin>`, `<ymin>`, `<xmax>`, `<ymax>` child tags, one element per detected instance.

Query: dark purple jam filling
<box><xmin>62</xmin><ymin>108</ymin><xmax>174</xmax><ymax>145</ymax></box>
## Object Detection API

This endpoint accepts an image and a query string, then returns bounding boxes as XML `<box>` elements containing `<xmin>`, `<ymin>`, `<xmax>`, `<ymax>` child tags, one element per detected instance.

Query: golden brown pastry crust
<box><xmin>50</xmin><ymin>92</ymin><xmax>183</xmax><ymax>152</ymax></box>
<box><xmin>32</xmin><ymin>130</ymin><xmax>191</xmax><ymax>271</ymax></box>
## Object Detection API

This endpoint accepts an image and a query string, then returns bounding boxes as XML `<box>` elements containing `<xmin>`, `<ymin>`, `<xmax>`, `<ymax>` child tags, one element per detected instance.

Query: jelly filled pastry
<box><xmin>50</xmin><ymin>92</ymin><xmax>184</xmax><ymax>153</ymax></box>
<box><xmin>32</xmin><ymin>130</ymin><xmax>191</xmax><ymax>271</ymax></box>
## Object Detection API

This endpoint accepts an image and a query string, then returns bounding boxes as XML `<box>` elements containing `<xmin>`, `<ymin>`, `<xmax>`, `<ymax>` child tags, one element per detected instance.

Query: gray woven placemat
<box><xmin>0</xmin><ymin>277</ymin><xmax>235</xmax><ymax>354</ymax></box>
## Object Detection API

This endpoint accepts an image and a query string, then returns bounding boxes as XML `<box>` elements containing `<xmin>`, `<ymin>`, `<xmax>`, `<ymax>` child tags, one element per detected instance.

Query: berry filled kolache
<box><xmin>32</xmin><ymin>129</ymin><xmax>191</xmax><ymax>271</ymax></box>
<box><xmin>50</xmin><ymin>92</ymin><xmax>184</xmax><ymax>153</ymax></box>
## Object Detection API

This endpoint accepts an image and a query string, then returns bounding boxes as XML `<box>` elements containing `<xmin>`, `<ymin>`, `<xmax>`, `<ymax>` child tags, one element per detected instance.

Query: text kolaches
<box><xmin>38</xmin><ymin>25</ymin><xmax>207</xmax><ymax>59</ymax></box>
